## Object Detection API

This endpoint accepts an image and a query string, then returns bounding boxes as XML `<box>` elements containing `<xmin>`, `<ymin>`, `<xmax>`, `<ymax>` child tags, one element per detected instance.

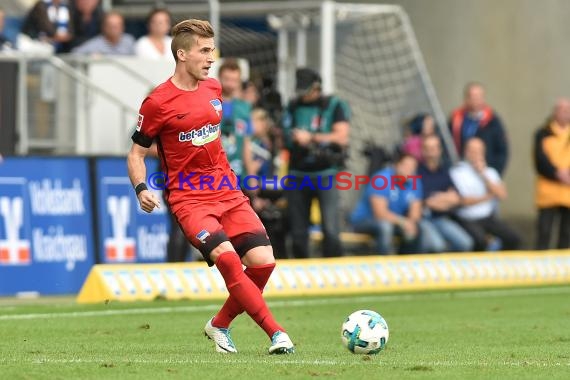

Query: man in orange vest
<box><xmin>449</xmin><ymin>82</ymin><xmax>509</xmax><ymax>176</ymax></box>
<box><xmin>534</xmin><ymin>98</ymin><xmax>570</xmax><ymax>249</ymax></box>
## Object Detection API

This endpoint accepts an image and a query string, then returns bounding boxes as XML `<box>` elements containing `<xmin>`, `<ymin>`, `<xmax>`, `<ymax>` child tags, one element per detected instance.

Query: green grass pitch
<box><xmin>1</xmin><ymin>286</ymin><xmax>569</xmax><ymax>379</ymax></box>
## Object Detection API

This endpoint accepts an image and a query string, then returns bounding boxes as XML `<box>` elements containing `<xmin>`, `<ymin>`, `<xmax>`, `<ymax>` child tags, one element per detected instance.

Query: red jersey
<box><xmin>132</xmin><ymin>77</ymin><xmax>242</xmax><ymax>211</ymax></box>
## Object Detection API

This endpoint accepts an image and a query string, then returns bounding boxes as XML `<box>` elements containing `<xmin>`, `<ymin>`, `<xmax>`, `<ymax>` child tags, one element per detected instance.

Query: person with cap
<box><xmin>281</xmin><ymin>68</ymin><xmax>350</xmax><ymax>258</ymax></box>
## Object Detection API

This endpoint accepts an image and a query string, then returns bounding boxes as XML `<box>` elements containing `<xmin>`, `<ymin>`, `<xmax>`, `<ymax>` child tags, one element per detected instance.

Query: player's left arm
<box><xmin>311</xmin><ymin>100</ymin><xmax>350</xmax><ymax>146</ymax></box>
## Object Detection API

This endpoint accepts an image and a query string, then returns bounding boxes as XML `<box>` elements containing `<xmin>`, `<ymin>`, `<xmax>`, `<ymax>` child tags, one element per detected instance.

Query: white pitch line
<box><xmin>0</xmin><ymin>358</ymin><xmax>568</xmax><ymax>367</ymax></box>
<box><xmin>0</xmin><ymin>304</ymin><xmax>220</xmax><ymax>321</ymax></box>
<box><xmin>7</xmin><ymin>358</ymin><xmax>343</xmax><ymax>366</ymax></box>
<box><xmin>0</xmin><ymin>286</ymin><xmax>569</xmax><ymax>322</ymax></box>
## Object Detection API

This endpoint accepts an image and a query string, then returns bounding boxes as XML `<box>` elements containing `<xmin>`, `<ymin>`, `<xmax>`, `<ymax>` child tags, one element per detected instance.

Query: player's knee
<box><xmin>209</xmin><ymin>241</ymin><xmax>237</xmax><ymax>263</ymax></box>
<box><xmin>242</xmin><ymin>246</ymin><xmax>275</xmax><ymax>267</ymax></box>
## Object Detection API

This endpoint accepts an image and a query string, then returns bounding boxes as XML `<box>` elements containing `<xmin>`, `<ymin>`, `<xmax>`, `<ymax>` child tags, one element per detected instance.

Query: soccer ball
<box><xmin>341</xmin><ymin>310</ymin><xmax>389</xmax><ymax>354</ymax></box>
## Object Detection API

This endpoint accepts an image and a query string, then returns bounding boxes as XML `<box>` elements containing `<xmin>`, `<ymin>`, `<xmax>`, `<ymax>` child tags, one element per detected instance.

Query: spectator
<box><xmin>534</xmin><ymin>98</ymin><xmax>570</xmax><ymax>249</ymax></box>
<box><xmin>135</xmin><ymin>8</ymin><xmax>173</xmax><ymax>61</ymax></box>
<box><xmin>0</xmin><ymin>8</ymin><xmax>14</xmax><ymax>51</ymax></box>
<box><xmin>401</xmin><ymin>113</ymin><xmax>436</xmax><ymax>162</ymax></box>
<box><xmin>450</xmin><ymin>137</ymin><xmax>521</xmax><ymax>251</ymax></box>
<box><xmin>282</xmin><ymin>68</ymin><xmax>349</xmax><ymax>258</ymax></box>
<box><xmin>62</xmin><ymin>0</ymin><xmax>103</xmax><ymax>52</ymax></box>
<box><xmin>218</xmin><ymin>58</ymin><xmax>254</xmax><ymax>177</ymax></box>
<box><xmin>258</xmin><ymin>76</ymin><xmax>283</xmax><ymax>127</ymax></box>
<box><xmin>243</xmin><ymin>80</ymin><xmax>260</xmax><ymax>107</ymax></box>
<box><xmin>449</xmin><ymin>82</ymin><xmax>509</xmax><ymax>175</ymax></box>
<box><xmin>21</xmin><ymin>0</ymin><xmax>73</xmax><ymax>53</ymax></box>
<box><xmin>418</xmin><ymin>135</ymin><xmax>474</xmax><ymax>251</ymax></box>
<box><xmin>250</xmin><ymin>108</ymin><xmax>273</xmax><ymax>177</ymax></box>
<box><xmin>249</xmin><ymin>108</ymin><xmax>289</xmax><ymax>259</ymax></box>
<box><xmin>254</xmin><ymin>77</ymin><xmax>285</xmax><ymax>158</ymax></box>
<box><xmin>218</xmin><ymin>62</ymin><xmax>291</xmax><ymax>258</ymax></box>
<box><xmin>72</xmin><ymin>11</ymin><xmax>135</xmax><ymax>55</ymax></box>
<box><xmin>350</xmin><ymin>153</ymin><xmax>433</xmax><ymax>255</ymax></box>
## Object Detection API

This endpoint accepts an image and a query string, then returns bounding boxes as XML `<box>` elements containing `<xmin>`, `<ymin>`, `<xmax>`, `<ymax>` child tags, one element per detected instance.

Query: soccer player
<box><xmin>126</xmin><ymin>19</ymin><xmax>294</xmax><ymax>354</ymax></box>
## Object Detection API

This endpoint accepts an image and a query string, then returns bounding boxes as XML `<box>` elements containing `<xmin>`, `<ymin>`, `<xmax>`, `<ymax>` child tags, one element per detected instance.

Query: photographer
<box><xmin>282</xmin><ymin>68</ymin><xmax>350</xmax><ymax>258</ymax></box>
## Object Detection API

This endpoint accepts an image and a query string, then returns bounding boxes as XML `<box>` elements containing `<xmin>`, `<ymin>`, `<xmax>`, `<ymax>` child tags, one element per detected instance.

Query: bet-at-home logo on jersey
<box><xmin>0</xmin><ymin>196</ymin><xmax>31</xmax><ymax>265</ymax></box>
<box><xmin>104</xmin><ymin>196</ymin><xmax>136</xmax><ymax>262</ymax></box>
<box><xmin>178</xmin><ymin>123</ymin><xmax>220</xmax><ymax>146</ymax></box>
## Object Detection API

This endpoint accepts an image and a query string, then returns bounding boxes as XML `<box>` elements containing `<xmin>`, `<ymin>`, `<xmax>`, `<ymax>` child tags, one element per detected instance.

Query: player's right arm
<box><xmin>127</xmin><ymin>143</ymin><xmax>160</xmax><ymax>213</ymax></box>
<box><xmin>128</xmin><ymin>97</ymin><xmax>164</xmax><ymax>213</ymax></box>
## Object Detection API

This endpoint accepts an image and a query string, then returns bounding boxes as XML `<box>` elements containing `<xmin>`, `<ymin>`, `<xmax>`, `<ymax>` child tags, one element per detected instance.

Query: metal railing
<box><xmin>0</xmin><ymin>53</ymin><xmax>140</xmax><ymax>155</ymax></box>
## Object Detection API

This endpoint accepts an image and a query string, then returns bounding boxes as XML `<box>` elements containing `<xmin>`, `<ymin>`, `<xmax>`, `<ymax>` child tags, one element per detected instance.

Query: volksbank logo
<box><xmin>0</xmin><ymin>174</ymin><xmax>89</xmax><ymax>271</ymax></box>
<box><xmin>0</xmin><ymin>197</ymin><xmax>31</xmax><ymax>265</ymax></box>
<box><xmin>105</xmin><ymin>196</ymin><xmax>136</xmax><ymax>262</ymax></box>
<box><xmin>28</xmin><ymin>179</ymin><xmax>85</xmax><ymax>215</ymax></box>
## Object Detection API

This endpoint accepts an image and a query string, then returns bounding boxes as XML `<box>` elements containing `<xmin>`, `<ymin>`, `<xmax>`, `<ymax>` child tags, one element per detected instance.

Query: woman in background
<box><xmin>135</xmin><ymin>8</ymin><xmax>173</xmax><ymax>61</ymax></box>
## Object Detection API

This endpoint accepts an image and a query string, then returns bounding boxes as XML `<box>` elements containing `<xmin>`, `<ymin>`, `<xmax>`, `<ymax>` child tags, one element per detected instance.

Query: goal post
<box><xmin>301</xmin><ymin>1</ymin><xmax>457</xmax><ymax>214</ymax></box>
<box><xmin>319</xmin><ymin>1</ymin><xmax>458</xmax><ymax>165</ymax></box>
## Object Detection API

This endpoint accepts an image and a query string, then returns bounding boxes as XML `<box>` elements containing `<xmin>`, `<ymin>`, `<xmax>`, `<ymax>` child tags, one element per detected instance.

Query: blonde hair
<box><xmin>171</xmin><ymin>19</ymin><xmax>214</xmax><ymax>61</ymax></box>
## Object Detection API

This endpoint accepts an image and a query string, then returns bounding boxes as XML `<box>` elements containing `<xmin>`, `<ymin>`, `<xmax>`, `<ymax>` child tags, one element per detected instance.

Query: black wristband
<box><xmin>135</xmin><ymin>182</ymin><xmax>148</xmax><ymax>195</ymax></box>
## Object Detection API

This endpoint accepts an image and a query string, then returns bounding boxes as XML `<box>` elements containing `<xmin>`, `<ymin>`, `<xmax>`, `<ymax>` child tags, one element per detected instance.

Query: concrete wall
<box><xmin>367</xmin><ymin>0</ymin><xmax>570</xmax><ymax>219</ymax></box>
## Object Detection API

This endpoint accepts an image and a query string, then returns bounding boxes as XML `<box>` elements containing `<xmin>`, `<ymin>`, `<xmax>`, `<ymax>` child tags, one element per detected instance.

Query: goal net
<box><xmin>331</xmin><ymin>4</ymin><xmax>455</xmax><ymax>157</ymax></box>
<box><xmin>325</xmin><ymin>3</ymin><xmax>457</xmax><ymax>213</ymax></box>
<box><xmin>219</xmin><ymin>23</ymin><xmax>277</xmax><ymax>83</ymax></box>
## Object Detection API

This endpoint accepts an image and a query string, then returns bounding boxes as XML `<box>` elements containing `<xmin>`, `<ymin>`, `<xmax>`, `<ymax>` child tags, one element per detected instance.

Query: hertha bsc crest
<box><xmin>210</xmin><ymin>99</ymin><xmax>222</xmax><ymax>117</ymax></box>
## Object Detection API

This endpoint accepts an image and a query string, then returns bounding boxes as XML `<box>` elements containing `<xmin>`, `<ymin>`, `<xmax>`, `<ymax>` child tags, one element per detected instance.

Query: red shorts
<box><xmin>173</xmin><ymin>194</ymin><xmax>270</xmax><ymax>266</ymax></box>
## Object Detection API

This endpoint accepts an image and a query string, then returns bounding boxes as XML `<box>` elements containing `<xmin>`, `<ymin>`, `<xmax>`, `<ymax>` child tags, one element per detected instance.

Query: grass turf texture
<box><xmin>1</xmin><ymin>286</ymin><xmax>569</xmax><ymax>379</ymax></box>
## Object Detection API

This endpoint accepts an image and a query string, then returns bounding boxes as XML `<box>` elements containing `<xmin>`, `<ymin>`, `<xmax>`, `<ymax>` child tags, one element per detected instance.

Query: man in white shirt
<box><xmin>450</xmin><ymin>137</ymin><xmax>521</xmax><ymax>251</ymax></box>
